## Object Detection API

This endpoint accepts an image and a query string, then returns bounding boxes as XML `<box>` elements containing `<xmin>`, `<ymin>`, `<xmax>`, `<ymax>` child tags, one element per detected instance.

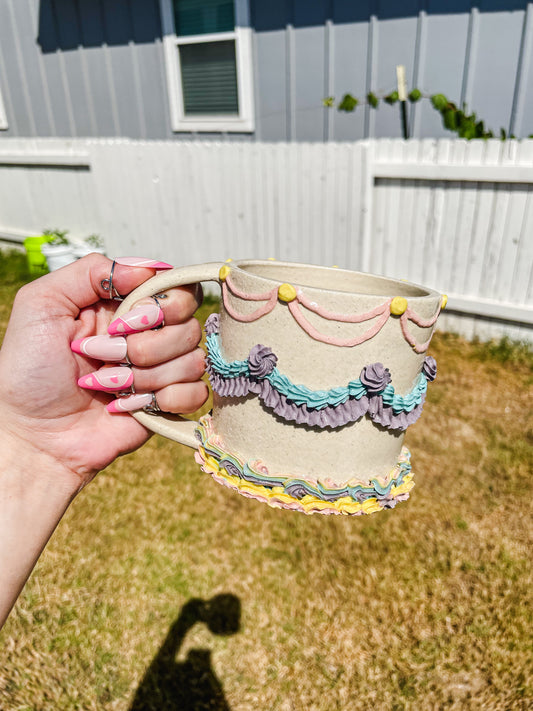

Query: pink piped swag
<box><xmin>222</xmin><ymin>274</ymin><xmax>443</xmax><ymax>352</ymax></box>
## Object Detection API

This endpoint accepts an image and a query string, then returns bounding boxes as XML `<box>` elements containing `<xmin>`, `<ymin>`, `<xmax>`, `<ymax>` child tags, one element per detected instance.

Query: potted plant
<box><xmin>71</xmin><ymin>233</ymin><xmax>106</xmax><ymax>258</ymax></box>
<box><xmin>40</xmin><ymin>229</ymin><xmax>77</xmax><ymax>271</ymax></box>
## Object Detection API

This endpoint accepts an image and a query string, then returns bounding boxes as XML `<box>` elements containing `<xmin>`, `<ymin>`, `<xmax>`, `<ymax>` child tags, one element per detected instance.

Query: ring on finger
<box><xmin>143</xmin><ymin>391</ymin><xmax>162</xmax><ymax>414</ymax></box>
<box><xmin>118</xmin><ymin>363</ymin><xmax>135</xmax><ymax>395</ymax></box>
<box><xmin>101</xmin><ymin>260</ymin><xmax>124</xmax><ymax>301</ymax></box>
<box><xmin>151</xmin><ymin>293</ymin><xmax>168</xmax><ymax>330</ymax></box>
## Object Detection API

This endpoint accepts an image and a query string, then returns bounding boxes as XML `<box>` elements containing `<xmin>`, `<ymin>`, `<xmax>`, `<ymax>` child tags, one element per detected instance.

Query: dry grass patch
<box><xmin>0</xmin><ymin>254</ymin><xmax>532</xmax><ymax>710</ymax></box>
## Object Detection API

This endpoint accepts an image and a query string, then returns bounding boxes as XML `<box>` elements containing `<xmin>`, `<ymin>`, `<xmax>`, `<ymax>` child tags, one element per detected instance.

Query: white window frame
<box><xmin>160</xmin><ymin>0</ymin><xmax>254</xmax><ymax>133</ymax></box>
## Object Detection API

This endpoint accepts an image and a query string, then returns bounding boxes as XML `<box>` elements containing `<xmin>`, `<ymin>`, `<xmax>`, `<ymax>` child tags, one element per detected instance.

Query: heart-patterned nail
<box><xmin>108</xmin><ymin>303</ymin><xmax>164</xmax><ymax>336</ymax></box>
<box><xmin>78</xmin><ymin>367</ymin><xmax>133</xmax><ymax>393</ymax></box>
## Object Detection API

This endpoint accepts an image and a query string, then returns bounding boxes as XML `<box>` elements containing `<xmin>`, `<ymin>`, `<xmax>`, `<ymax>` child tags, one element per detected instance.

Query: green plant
<box><xmin>384</xmin><ymin>90</ymin><xmax>399</xmax><ymax>105</ymax></box>
<box><xmin>84</xmin><ymin>234</ymin><xmax>104</xmax><ymax>248</ymax></box>
<box><xmin>367</xmin><ymin>91</ymin><xmax>379</xmax><ymax>108</ymax></box>
<box><xmin>337</xmin><ymin>93</ymin><xmax>358</xmax><ymax>111</ymax></box>
<box><xmin>42</xmin><ymin>228</ymin><xmax>69</xmax><ymax>245</ymax></box>
<box><xmin>326</xmin><ymin>89</ymin><xmax>522</xmax><ymax>140</ymax></box>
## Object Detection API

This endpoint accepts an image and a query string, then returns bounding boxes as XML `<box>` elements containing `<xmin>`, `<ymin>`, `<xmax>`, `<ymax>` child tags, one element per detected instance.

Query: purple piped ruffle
<box><xmin>207</xmin><ymin>366</ymin><xmax>426</xmax><ymax>431</ymax></box>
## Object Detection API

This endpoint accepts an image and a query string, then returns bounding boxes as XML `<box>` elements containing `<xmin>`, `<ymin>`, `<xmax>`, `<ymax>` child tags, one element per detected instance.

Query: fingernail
<box><xmin>114</xmin><ymin>257</ymin><xmax>173</xmax><ymax>269</ymax></box>
<box><xmin>71</xmin><ymin>335</ymin><xmax>127</xmax><ymax>362</ymax></box>
<box><xmin>108</xmin><ymin>303</ymin><xmax>164</xmax><ymax>335</ymax></box>
<box><xmin>107</xmin><ymin>393</ymin><xmax>153</xmax><ymax>413</ymax></box>
<box><xmin>78</xmin><ymin>367</ymin><xmax>133</xmax><ymax>392</ymax></box>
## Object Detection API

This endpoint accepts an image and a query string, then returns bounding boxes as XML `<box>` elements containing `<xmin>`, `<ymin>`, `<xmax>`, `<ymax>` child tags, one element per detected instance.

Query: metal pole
<box><xmin>396</xmin><ymin>65</ymin><xmax>409</xmax><ymax>139</ymax></box>
<box><xmin>400</xmin><ymin>101</ymin><xmax>409</xmax><ymax>139</ymax></box>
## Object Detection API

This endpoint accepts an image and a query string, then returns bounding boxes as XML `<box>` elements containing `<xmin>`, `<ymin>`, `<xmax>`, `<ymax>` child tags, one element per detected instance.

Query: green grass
<box><xmin>0</xmin><ymin>248</ymin><xmax>33</xmax><ymax>285</ymax></box>
<box><xmin>0</xmin><ymin>252</ymin><xmax>532</xmax><ymax>710</ymax></box>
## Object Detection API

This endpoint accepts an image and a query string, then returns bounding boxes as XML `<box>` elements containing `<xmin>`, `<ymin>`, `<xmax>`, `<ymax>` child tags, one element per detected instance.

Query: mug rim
<box><xmin>231</xmin><ymin>259</ymin><xmax>441</xmax><ymax>300</ymax></box>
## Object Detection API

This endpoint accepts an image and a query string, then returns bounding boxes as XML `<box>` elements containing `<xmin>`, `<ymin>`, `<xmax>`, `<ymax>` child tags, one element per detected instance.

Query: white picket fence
<box><xmin>0</xmin><ymin>137</ymin><xmax>532</xmax><ymax>343</ymax></box>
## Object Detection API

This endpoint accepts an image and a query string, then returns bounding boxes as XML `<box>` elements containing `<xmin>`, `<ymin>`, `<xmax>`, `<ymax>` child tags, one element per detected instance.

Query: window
<box><xmin>160</xmin><ymin>0</ymin><xmax>254</xmax><ymax>132</ymax></box>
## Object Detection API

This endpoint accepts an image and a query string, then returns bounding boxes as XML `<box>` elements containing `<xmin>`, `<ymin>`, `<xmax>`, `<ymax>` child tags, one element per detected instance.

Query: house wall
<box><xmin>0</xmin><ymin>137</ymin><xmax>531</xmax><ymax>344</ymax></box>
<box><xmin>0</xmin><ymin>0</ymin><xmax>169</xmax><ymax>139</ymax></box>
<box><xmin>1</xmin><ymin>0</ymin><xmax>533</xmax><ymax>141</ymax></box>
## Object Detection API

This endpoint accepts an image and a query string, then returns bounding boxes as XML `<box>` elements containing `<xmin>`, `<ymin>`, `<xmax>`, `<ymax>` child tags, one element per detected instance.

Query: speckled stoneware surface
<box><xmin>116</xmin><ymin>260</ymin><xmax>443</xmax><ymax>486</ymax></box>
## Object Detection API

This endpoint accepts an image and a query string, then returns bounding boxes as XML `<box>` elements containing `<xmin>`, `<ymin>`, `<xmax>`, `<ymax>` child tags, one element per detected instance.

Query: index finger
<box><xmin>107</xmin><ymin>284</ymin><xmax>203</xmax><ymax>335</ymax></box>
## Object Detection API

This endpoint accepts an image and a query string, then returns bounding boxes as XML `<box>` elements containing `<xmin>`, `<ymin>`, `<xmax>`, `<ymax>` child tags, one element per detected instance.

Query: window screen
<box><xmin>179</xmin><ymin>40</ymin><xmax>239</xmax><ymax>115</ymax></box>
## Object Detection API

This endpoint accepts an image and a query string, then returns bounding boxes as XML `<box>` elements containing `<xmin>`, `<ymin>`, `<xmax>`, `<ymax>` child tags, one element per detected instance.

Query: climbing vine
<box><xmin>324</xmin><ymin>90</ymin><xmax>524</xmax><ymax>140</ymax></box>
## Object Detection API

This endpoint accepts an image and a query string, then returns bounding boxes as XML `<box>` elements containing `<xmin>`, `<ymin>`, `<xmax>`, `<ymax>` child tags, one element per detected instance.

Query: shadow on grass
<box><xmin>129</xmin><ymin>594</ymin><xmax>241</xmax><ymax>711</ymax></box>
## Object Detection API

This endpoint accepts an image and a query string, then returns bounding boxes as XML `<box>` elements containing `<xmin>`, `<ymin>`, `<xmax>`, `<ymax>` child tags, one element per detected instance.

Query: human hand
<box><xmin>0</xmin><ymin>254</ymin><xmax>208</xmax><ymax>494</ymax></box>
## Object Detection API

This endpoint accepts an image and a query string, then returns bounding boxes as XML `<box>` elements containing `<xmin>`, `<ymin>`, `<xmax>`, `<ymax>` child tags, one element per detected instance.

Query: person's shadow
<box><xmin>129</xmin><ymin>594</ymin><xmax>241</xmax><ymax>711</ymax></box>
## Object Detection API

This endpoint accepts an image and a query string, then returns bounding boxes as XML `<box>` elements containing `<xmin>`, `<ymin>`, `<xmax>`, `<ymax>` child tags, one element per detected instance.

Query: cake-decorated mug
<box><xmin>115</xmin><ymin>260</ymin><xmax>445</xmax><ymax>515</ymax></box>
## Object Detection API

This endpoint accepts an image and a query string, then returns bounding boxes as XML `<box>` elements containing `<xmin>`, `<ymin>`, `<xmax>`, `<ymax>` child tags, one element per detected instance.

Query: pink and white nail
<box><xmin>78</xmin><ymin>367</ymin><xmax>134</xmax><ymax>393</ymax></box>
<box><xmin>71</xmin><ymin>335</ymin><xmax>127</xmax><ymax>362</ymax></box>
<box><xmin>114</xmin><ymin>257</ymin><xmax>173</xmax><ymax>269</ymax></box>
<box><xmin>107</xmin><ymin>303</ymin><xmax>164</xmax><ymax>336</ymax></box>
<box><xmin>106</xmin><ymin>393</ymin><xmax>153</xmax><ymax>413</ymax></box>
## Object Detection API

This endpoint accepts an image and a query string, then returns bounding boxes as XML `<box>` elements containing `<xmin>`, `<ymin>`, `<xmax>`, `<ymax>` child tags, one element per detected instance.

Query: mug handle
<box><xmin>114</xmin><ymin>261</ymin><xmax>225</xmax><ymax>449</ymax></box>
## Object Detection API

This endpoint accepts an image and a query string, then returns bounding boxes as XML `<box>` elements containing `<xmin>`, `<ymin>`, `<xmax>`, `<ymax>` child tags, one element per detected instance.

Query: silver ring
<box><xmin>151</xmin><ymin>293</ymin><xmax>168</xmax><ymax>329</ymax></box>
<box><xmin>118</xmin><ymin>385</ymin><xmax>136</xmax><ymax>397</ymax></box>
<box><xmin>143</xmin><ymin>392</ymin><xmax>162</xmax><ymax>415</ymax></box>
<box><xmin>100</xmin><ymin>260</ymin><xmax>123</xmax><ymax>301</ymax></box>
<box><xmin>118</xmin><ymin>364</ymin><xmax>135</xmax><ymax>395</ymax></box>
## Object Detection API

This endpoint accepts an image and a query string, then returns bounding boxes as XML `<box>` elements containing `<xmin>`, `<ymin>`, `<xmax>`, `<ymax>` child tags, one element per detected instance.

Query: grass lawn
<box><xmin>0</xmin><ymin>250</ymin><xmax>532</xmax><ymax>710</ymax></box>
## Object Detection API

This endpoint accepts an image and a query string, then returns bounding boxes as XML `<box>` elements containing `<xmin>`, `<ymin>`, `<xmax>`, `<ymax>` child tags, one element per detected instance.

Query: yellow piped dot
<box><xmin>219</xmin><ymin>265</ymin><xmax>231</xmax><ymax>282</ymax></box>
<box><xmin>441</xmin><ymin>294</ymin><xmax>448</xmax><ymax>309</ymax></box>
<box><xmin>225</xmin><ymin>257</ymin><xmax>233</xmax><ymax>263</ymax></box>
<box><xmin>267</xmin><ymin>257</ymin><xmax>276</xmax><ymax>261</ymax></box>
<box><xmin>390</xmin><ymin>296</ymin><xmax>408</xmax><ymax>315</ymax></box>
<box><xmin>278</xmin><ymin>283</ymin><xmax>297</xmax><ymax>302</ymax></box>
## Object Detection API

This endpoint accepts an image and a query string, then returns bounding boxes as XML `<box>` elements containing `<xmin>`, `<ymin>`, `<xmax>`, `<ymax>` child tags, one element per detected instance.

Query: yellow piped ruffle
<box><xmin>196</xmin><ymin>438</ymin><xmax>414</xmax><ymax>516</ymax></box>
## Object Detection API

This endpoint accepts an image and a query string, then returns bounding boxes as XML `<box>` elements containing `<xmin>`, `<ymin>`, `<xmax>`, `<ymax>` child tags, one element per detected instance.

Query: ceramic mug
<box><xmin>115</xmin><ymin>260</ymin><xmax>444</xmax><ymax>515</ymax></box>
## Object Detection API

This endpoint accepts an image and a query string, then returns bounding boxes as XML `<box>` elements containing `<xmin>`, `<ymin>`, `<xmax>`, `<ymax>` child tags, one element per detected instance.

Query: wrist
<box><xmin>0</xmin><ymin>427</ymin><xmax>81</xmax><ymax>505</ymax></box>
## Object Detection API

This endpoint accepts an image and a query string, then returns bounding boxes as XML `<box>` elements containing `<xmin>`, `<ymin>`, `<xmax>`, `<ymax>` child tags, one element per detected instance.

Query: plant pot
<box><xmin>41</xmin><ymin>242</ymin><xmax>77</xmax><ymax>271</ymax></box>
<box><xmin>23</xmin><ymin>235</ymin><xmax>53</xmax><ymax>275</ymax></box>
